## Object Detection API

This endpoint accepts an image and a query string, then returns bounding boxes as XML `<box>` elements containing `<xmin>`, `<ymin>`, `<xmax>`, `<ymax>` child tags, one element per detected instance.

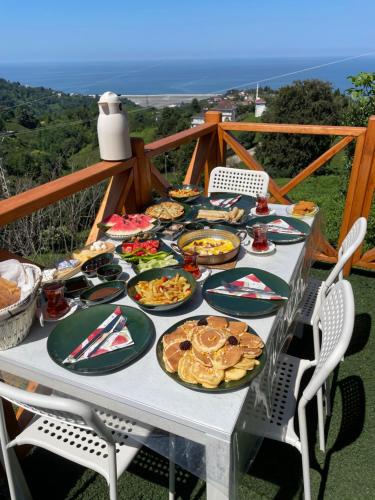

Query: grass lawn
<box><xmin>6</xmin><ymin>264</ymin><xmax>373</xmax><ymax>499</ymax></box>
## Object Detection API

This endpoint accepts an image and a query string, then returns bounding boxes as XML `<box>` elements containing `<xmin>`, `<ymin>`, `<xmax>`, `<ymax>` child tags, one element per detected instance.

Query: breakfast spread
<box><xmin>292</xmin><ymin>201</ymin><xmax>317</xmax><ymax>216</ymax></box>
<box><xmin>182</xmin><ymin>238</ymin><xmax>234</xmax><ymax>256</ymax></box>
<box><xmin>133</xmin><ymin>274</ymin><xmax>192</xmax><ymax>305</ymax></box>
<box><xmin>105</xmin><ymin>214</ymin><xmax>155</xmax><ymax>237</ymax></box>
<box><xmin>161</xmin><ymin>316</ymin><xmax>263</xmax><ymax>388</ymax></box>
<box><xmin>145</xmin><ymin>201</ymin><xmax>184</xmax><ymax>221</ymax></box>
<box><xmin>169</xmin><ymin>186</ymin><xmax>201</xmax><ymax>198</ymax></box>
<box><xmin>197</xmin><ymin>207</ymin><xmax>244</xmax><ymax>223</ymax></box>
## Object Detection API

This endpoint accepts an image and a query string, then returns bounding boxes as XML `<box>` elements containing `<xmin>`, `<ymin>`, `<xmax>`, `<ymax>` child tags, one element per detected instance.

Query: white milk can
<box><xmin>97</xmin><ymin>91</ymin><xmax>132</xmax><ymax>160</ymax></box>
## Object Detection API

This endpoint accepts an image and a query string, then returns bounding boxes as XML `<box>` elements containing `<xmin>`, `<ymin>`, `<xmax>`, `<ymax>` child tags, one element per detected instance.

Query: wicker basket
<box><xmin>0</xmin><ymin>264</ymin><xmax>42</xmax><ymax>350</ymax></box>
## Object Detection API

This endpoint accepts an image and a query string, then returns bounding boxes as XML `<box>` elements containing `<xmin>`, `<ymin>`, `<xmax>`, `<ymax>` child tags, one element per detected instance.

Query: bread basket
<box><xmin>0</xmin><ymin>263</ymin><xmax>42</xmax><ymax>350</ymax></box>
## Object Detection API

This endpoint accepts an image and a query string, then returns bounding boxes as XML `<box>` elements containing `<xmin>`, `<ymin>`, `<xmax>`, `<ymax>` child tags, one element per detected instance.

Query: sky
<box><xmin>1</xmin><ymin>0</ymin><xmax>375</xmax><ymax>62</ymax></box>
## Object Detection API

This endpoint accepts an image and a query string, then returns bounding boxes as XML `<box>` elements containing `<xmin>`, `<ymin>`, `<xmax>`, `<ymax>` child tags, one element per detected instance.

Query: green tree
<box><xmin>256</xmin><ymin>80</ymin><xmax>343</xmax><ymax>177</ymax></box>
<box><xmin>16</xmin><ymin>107</ymin><xmax>38</xmax><ymax>129</ymax></box>
<box><xmin>344</xmin><ymin>72</ymin><xmax>375</xmax><ymax>127</ymax></box>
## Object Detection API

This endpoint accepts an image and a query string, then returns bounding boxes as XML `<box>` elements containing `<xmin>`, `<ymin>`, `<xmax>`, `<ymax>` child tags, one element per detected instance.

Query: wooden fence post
<box><xmin>204</xmin><ymin>111</ymin><xmax>223</xmax><ymax>193</ymax></box>
<box><xmin>131</xmin><ymin>137</ymin><xmax>152</xmax><ymax>209</ymax></box>
<box><xmin>340</xmin><ymin>116</ymin><xmax>375</xmax><ymax>275</ymax></box>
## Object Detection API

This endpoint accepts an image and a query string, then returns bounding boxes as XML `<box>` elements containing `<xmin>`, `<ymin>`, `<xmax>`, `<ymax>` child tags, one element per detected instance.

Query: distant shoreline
<box><xmin>123</xmin><ymin>93</ymin><xmax>217</xmax><ymax>108</ymax></box>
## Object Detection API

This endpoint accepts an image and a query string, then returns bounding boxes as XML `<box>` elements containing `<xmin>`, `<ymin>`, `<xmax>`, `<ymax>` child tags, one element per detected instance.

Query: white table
<box><xmin>0</xmin><ymin>205</ymin><xmax>315</xmax><ymax>499</ymax></box>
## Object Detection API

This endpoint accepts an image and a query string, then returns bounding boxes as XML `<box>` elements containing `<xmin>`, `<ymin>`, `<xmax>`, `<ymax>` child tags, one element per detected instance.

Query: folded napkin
<box><xmin>210</xmin><ymin>195</ymin><xmax>241</xmax><ymax>208</ymax></box>
<box><xmin>265</xmin><ymin>219</ymin><xmax>305</xmax><ymax>235</ymax></box>
<box><xmin>206</xmin><ymin>273</ymin><xmax>288</xmax><ymax>300</ymax></box>
<box><xmin>63</xmin><ymin>307</ymin><xmax>134</xmax><ymax>364</ymax></box>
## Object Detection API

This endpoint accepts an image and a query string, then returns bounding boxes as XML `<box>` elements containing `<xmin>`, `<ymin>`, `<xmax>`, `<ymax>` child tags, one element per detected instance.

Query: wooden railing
<box><xmin>185</xmin><ymin>112</ymin><xmax>375</xmax><ymax>274</ymax></box>
<box><xmin>0</xmin><ymin>113</ymin><xmax>374</xmax><ymax>274</ymax></box>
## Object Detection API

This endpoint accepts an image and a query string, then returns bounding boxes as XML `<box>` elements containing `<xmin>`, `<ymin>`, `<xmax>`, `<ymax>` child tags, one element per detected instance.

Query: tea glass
<box><xmin>256</xmin><ymin>193</ymin><xmax>270</xmax><ymax>215</ymax></box>
<box><xmin>43</xmin><ymin>281</ymin><xmax>70</xmax><ymax>319</ymax></box>
<box><xmin>252</xmin><ymin>224</ymin><xmax>269</xmax><ymax>252</ymax></box>
<box><xmin>182</xmin><ymin>250</ymin><xmax>202</xmax><ymax>279</ymax></box>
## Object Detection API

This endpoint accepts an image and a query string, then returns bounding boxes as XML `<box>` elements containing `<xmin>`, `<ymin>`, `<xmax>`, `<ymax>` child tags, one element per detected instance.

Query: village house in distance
<box><xmin>191</xmin><ymin>85</ymin><xmax>267</xmax><ymax>127</ymax></box>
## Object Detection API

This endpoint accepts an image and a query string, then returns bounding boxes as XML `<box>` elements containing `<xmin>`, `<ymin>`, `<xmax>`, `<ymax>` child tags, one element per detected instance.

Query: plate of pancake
<box><xmin>156</xmin><ymin>315</ymin><xmax>266</xmax><ymax>392</ymax></box>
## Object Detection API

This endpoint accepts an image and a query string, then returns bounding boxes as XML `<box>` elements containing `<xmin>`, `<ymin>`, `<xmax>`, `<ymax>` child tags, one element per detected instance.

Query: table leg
<box><xmin>205</xmin><ymin>435</ymin><xmax>236</xmax><ymax>500</ymax></box>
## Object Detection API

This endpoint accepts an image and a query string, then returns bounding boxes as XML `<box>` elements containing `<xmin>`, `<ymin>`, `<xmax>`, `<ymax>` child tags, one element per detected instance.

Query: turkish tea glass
<box><xmin>252</xmin><ymin>224</ymin><xmax>269</xmax><ymax>252</ymax></box>
<box><xmin>256</xmin><ymin>193</ymin><xmax>270</xmax><ymax>215</ymax></box>
<box><xmin>43</xmin><ymin>281</ymin><xmax>70</xmax><ymax>319</ymax></box>
<box><xmin>182</xmin><ymin>250</ymin><xmax>202</xmax><ymax>279</ymax></box>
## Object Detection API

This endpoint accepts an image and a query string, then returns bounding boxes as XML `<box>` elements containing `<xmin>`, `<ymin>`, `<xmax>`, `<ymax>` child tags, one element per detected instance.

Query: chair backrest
<box><xmin>325</xmin><ymin>217</ymin><xmax>367</xmax><ymax>288</ymax></box>
<box><xmin>0</xmin><ymin>381</ymin><xmax>113</xmax><ymax>443</ymax></box>
<box><xmin>208</xmin><ymin>166</ymin><xmax>269</xmax><ymax>196</ymax></box>
<box><xmin>302</xmin><ymin>280</ymin><xmax>354</xmax><ymax>403</ymax></box>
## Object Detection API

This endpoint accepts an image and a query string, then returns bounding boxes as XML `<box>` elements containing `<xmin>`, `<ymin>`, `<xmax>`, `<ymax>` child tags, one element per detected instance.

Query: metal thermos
<box><xmin>97</xmin><ymin>91</ymin><xmax>132</xmax><ymax>161</ymax></box>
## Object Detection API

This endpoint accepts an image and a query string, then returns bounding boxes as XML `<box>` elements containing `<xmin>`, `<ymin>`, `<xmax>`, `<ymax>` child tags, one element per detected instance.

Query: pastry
<box><xmin>0</xmin><ymin>277</ymin><xmax>21</xmax><ymax>309</ymax></box>
<box><xmin>145</xmin><ymin>202</ymin><xmax>184</xmax><ymax>220</ymax></box>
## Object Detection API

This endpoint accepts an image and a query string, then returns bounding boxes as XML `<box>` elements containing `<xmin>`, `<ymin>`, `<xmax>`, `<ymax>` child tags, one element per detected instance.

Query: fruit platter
<box><xmin>99</xmin><ymin>213</ymin><xmax>157</xmax><ymax>239</ymax></box>
<box><xmin>116</xmin><ymin>238</ymin><xmax>181</xmax><ymax>273</ymax></box>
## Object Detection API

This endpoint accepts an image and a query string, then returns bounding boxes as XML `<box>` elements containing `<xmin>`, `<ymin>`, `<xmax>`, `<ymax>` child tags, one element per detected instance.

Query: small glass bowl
<box><xmin>96</xmin><ymin>264</ymin><xmax>122</xmax><ymax>281</ymax></box>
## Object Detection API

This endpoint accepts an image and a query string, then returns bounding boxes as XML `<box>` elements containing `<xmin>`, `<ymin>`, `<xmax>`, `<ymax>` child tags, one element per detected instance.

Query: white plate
<box><xmin>42</xmin><ymin>299</ymin><xmax>78</xmax><ymax>322</ymax></box>
<box><xmin>286</xmin><ymin>205</ymin><xmax>319</xmax><ymax>218</ymax></box>
<box><xmin>244</xmin><ymin>239</ymin><xmax>276</xmax><ymax>256</ymax></box>
<box><xmin>250</xmin><ymin>207</ymin><xmax>276</xmax><ymax>217</ymax></box>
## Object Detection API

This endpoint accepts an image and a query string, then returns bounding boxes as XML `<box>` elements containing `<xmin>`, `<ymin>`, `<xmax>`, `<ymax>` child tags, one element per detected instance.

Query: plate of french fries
<box><xmin>127</xmin><ymin>268</ymin><xmax>197</xmax><ymax>311</ymax></box>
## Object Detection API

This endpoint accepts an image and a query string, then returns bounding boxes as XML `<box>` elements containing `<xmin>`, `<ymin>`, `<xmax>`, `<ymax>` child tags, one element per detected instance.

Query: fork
<box><xmin>88</xmin><ymin>316</ymin><xmax>127</xmax><ymax>358</ymax></box>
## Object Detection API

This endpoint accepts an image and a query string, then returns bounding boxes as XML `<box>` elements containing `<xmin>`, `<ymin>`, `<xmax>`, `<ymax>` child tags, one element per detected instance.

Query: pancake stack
<box><xmin>162</xmin><ymin>316</ymin><xmax>264</xmax><ymax>389</ymax></box>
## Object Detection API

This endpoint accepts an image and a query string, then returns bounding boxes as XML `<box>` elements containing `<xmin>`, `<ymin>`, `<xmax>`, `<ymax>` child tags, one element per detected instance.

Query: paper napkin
<box><xmin>265</xmin><ymin>219</ymin><xmax>305</xmax><ymax>235</ymax></box>
<box><xmin>63</xmin><ymin>306</ymin><xmax>133</xmax><ymax>364</ymax></box>
<box><xmin>206</xmin><ymin>273</ymin><xmax>288</xmax><ymax>300</ymax></box>
<box><xmin>210</xmin><ymin>195</ymin><xmax>242</xmax><ymax>208</ymax></box>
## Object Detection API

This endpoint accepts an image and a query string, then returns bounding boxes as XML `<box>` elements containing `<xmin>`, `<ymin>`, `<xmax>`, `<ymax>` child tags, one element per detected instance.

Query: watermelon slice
<box><xmin>106</xmin><ymin>214</ymin><xmax>155</xmax><ymax>237</ymax></box>
<box><xmin>99</xmin><ymin>213</ymin><xmax>124</xmax><ymax>229</ymax></box>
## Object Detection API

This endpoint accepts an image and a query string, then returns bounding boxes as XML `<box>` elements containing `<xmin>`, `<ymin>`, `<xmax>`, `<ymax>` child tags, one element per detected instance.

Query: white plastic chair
<box><xmin>298</xmin><ymin>217</ymin><xmax>365</xmax><ymax>432</ymax></box>
<box><xmin>207</xmin><ymin>166</ymin><xmax>269</xmax><ymax>197</ymax></box>
<box><xmin>251</xmin><ymin>280</ymin><xmax>355</xmax><ymax>500</ymax></box>
<box><xmin>298</xmin><ymin>217</ymin><xmax>366</xmax><ymax>326</ymax></box>
<box><xmin>0</xmin><ymin>385</ymin><xmax>175</xmax><ymax>500</ymax></box>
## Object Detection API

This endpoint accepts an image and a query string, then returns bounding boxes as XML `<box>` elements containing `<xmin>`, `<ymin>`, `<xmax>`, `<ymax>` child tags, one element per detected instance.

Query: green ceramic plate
<box><xmin>115</xmin><ymin>238</ymin><xmax>182</xmax><ymax>273</ymax></box>
<box><xmin>127</xmin><ymin>267</ymin><xmax>196</xmax><ymax>311</ymax></box>
<box><xmin>47</xmin><ymin>305</ymin><xmax>155</xmax><ymax>375</ymax></box>
<box><xmin>168</xmin><ymin>184</ymin><xmax>203</xmax><ymax>203</ymax></box>
<box><xmin>156</xmin><ymin>315</ymin><xmax>266</xmax><ymax>393</ymax></box>
<box><xmin>80</xmin><ymin>280</ymin><xmax>125</xmax><ymax>306</ymax></box>
<box><xmin>115</xmin><ymin>238</ymin><xmax>175</xmax><ymax>260</ymax></box>
<box><xmin>247</xmin><ymin>215</ymin><xmax>311</xmax><ymax>244</ymax></box>
<box><xmin>202</xmin><ymin>267</ymin><xmax>290</xmax><ymax>317</ymax></box>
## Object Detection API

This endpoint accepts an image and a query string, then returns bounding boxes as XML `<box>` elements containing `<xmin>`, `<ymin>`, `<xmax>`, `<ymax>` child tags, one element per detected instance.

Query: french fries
<box><xmin>134</xmin><ymin>274</ymin><xmax>192</xmax><ymax>305</ymax></box>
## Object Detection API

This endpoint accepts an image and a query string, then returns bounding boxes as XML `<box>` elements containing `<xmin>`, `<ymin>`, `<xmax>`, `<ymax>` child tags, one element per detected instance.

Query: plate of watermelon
<box><xmin>99</xmin><ymin>213</ymin><xmax>158</xmax><ymax>240</ymax></box>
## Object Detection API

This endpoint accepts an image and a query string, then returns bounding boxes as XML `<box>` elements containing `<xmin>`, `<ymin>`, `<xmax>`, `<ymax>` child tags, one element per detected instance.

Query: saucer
<box><xmin>250</xmin><ymin>208</ymin><xmax>276</xmax><ymax>217</ymax></box>
<box><xmin>196</xmin><ymin>266</ymin><xmax>212</xmax><ymax>283</ymax></box>
<box><xmin>42</xmin><ymin>299</ymin><xmax>78</xmax><ymax>322</ymax></box>
<box><xmin>245</xmin><ymin>240</ymin><xmax>276</xmax><ymax>255</ymax></box>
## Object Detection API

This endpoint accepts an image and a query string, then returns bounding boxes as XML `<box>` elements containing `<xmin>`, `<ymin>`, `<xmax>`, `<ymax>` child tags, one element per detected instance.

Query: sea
<box><xmin>0</xmin><ymin>56</ymin><xmax>374</xmax><ymax>95</ymax></box>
